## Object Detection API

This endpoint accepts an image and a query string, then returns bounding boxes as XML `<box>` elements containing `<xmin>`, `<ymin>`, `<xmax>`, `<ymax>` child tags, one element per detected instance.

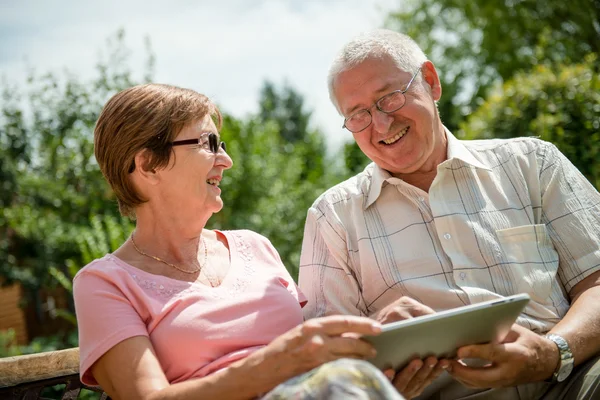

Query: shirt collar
<box><xmin>364</xmin><ymin>127</ymin><xmax>490</xmax><ymax>209</ymax></box>
<box><xmin>445</xmin><ymin>127</ymin><xmax>490</xmax><ymax>171</ymax></box>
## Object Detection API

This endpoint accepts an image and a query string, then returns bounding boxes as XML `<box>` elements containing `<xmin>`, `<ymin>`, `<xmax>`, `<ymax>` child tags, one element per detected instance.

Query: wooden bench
<box><xmin>0</xmin><ymin>348</ymin><xmax>109</xmax><ymax>399</ymax></box>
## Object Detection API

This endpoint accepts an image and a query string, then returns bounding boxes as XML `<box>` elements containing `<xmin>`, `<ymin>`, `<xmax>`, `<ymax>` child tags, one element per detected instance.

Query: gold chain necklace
<box><xmin>130</xmin><ymin>232</ymin><xmax>207</xmax><ymax>275</ymax></box>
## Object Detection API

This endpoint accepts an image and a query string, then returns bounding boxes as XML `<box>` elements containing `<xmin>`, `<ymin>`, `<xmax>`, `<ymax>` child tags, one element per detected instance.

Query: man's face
<box><xmin>333</xmin><ymin>55</ymin><xmax>445</xmax><ymax>177</ymax></box>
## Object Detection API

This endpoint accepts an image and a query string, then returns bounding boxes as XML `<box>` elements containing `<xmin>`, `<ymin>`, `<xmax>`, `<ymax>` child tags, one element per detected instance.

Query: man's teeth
<box><xmin>382</xmin><ymin>126</ymin><xmax>409</xmax><ymax>145</ymax></box>
<box><xmin>207</xmin><ymin>179</ymin><xmax>219</xmax><ymax>186</ymax></box>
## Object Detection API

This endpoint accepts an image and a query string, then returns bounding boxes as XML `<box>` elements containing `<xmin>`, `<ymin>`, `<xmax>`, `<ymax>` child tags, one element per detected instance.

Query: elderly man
<box><xmin>298</xmin><ymin>29</ymin><xmax>600</xmax><ymax>399</ymax></box>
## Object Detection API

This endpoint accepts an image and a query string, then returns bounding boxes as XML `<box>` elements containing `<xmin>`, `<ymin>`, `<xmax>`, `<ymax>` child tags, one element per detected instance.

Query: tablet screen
<box><xmin>363</xmin><ymin>293</ymin><xmax>530</xmax><ymax>370</ymax></box>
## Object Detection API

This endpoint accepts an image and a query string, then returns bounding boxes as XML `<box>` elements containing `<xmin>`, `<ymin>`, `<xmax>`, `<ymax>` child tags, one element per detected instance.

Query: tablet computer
<box><xmin>363</xmin><ymin>293</ymin><xmax>530</xmax><ymax>370</ymax></box>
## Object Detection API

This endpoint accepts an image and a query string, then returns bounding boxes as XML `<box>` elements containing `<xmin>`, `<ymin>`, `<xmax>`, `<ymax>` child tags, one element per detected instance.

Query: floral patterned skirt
<box><xmin>262</xmin><ymin>358</ymin><xmax>405</xmax><ymax>400</ymax></box>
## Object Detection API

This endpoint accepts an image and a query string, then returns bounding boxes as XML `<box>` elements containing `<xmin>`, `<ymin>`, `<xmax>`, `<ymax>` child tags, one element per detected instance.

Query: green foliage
<box><xmin>212</xmin><ymin>115</ymin><xmax>336</xmax><ymax>279</ymax></box>
<box><xmin>343</xmin><ymin>141</ymin><xmax>371</xmax><ymax>175</ymax></box>
<box><xmin>460</xmin><ymin>57</ymin><xmax>600</xmax><ymax>189</ymax></box>
<box><xmin>0</xmin><ymin>29</ymin><xmax>153</xmax><ymax>292</ymax></box>
<box><xmin>259</xmin><ymin>81</ymin><xmax>311</xmax><ymax>143</ymax></box>
<box><xmin>385</xmin><ymin>0</ymin><xmax>600</xmax><ymax>131</ymax></box>
<box><xmin>0</xmin><ymin>328</ymin><xmax>78</xmax><ymax>358</ymax></box>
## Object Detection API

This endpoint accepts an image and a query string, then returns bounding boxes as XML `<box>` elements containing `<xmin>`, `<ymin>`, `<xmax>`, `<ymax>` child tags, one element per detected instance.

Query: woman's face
<box><xmin>155</xmin><ymin>115</ymin><xmax>233</xmax><ymax>217</ymax></box>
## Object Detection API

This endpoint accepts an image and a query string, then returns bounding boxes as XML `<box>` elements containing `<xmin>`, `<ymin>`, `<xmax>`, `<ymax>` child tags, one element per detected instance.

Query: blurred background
<box><xmin>0</xmin><ymin>0</ymin><xmax>598</xmax><ymax>367</ymax></box>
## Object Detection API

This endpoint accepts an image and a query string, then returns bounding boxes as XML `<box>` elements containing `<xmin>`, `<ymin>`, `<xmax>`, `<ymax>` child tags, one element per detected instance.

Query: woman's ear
<box><xmin>133</xmin><ymin>149</ymin><xmax>160</xmax><ymax>184</ymax></box>
<box><xmin>421</xmin><ymin>60</ymin><xmax>442</xmax><ymax>101</ymax></box>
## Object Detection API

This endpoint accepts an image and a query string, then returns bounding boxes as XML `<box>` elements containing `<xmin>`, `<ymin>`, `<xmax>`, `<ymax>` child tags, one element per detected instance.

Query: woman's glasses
<box><xmin>128</xmin><ymin>133</ymin><xmax>226</xmax><ymax>173</ymax></box>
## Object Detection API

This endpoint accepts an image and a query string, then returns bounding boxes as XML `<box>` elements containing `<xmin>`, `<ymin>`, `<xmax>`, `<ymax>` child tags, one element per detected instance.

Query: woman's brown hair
<box><xmin>94</xmin><ymin>83</ymin><xmax>222</xmax><ymax>217</ymax></box>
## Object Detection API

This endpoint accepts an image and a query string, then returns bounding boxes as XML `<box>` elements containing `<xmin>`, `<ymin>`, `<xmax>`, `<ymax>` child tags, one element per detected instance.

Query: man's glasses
<box><xmin>171</xmin><ymin>132</ymin><xmax>226</xmax><ymax>154</ymax></box>
<box><xmin>342</xmin><ymin>67</ymin><xmax>421</xmax><ymax>133</ymax></box>
<box><xmin>128</xmin><ymin>133</ymin><xmax>226</xmax><ymax>173</ymax></box>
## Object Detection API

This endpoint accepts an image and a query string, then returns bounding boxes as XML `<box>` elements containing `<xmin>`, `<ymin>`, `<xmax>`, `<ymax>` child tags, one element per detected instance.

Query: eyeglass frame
<box><xmin>342</xmin><ymin>67</ymin><xmax>422</xmax><ymax>133</ymax></box>
<box><xmin>171</xmin><ymin>132</ymin><xmax>226</xmax><ymax>154</ymax></box>
<box><xmin>128</xmin><ymin>132</ymin><xmax>226</xmax><ymax>173</ymax></box>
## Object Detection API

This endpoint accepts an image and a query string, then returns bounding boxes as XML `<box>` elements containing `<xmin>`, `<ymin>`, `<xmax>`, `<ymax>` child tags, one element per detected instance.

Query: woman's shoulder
<box><xmin>73</xmin><ymin>254</ymin><xmax>133</xmax><ymax>286</ymax></box>
<box><xmin>221</xmin><ymin>229</ymin><xmax>273</xmax><ymax>248</ymax></box>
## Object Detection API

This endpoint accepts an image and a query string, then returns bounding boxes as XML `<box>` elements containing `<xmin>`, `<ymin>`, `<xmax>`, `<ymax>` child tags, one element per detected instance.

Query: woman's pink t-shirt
<box><xmin>73</xmin><ymin>230</ymin><xmax>306</xmax><ymax>385</ymax></box>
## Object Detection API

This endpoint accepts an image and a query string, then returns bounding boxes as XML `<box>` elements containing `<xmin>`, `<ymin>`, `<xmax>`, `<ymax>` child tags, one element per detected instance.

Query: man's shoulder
<box><xmin>310</xmin><ymin>163</ymin><xmax>375</xmax><ymax>214</ymax></box>
<box><xmin>462</xmin><ymin>136</ymin><xmax>553</xmax><ymax>152</ymax></box>
<box><xmin>461</xmin><ymin>136</ymin><xmax>555</xmax><ymax>160</ymax></box>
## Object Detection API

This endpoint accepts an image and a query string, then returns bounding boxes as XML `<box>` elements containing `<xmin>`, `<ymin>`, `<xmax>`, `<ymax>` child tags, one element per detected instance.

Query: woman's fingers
<box><xmin>326</xmin><ymin>336</ymin><xmax>377</xmax><ymax>359</ymax></box>
<box><xmin>302</xmin><ymin>316</ymin><xmax>382</xmax><ymax>337</ymax></box>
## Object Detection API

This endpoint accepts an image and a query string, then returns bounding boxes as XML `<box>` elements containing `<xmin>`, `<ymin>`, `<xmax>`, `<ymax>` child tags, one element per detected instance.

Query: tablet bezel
<box><xmin>363</xmin><ymin>293</ymin><xmax>531</xmax><ymax>370</ymax></box>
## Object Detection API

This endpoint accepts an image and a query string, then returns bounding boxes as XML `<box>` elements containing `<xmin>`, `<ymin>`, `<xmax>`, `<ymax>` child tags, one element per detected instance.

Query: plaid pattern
<box><xmin>299</xmin><ymin>131</ymin><xmax>600</xmax><ymax>333</ymax></box>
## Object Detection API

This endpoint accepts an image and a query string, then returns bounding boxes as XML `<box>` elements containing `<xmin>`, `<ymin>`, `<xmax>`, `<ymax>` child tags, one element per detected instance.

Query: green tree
<box><xmin>213</xmin><ymin>93</ymin><xmax>338</xmax><ymax>278</ymax></box>
<box><xmin>342</xmin><ymin>141</ymin><xmax>370</xmax><ymax>175</ymax></box>
<box><xmin>0</xmin><ymin>29</ymin><xmax>153</xmax><ymax>306</ymax></box>
<box><xmin>385</xmin><ymin>0</ymin><xmax>600</xmax><ymax>131</ymax></box>
<box><xmin>460</xmin><ymin>57</ymin><xmax>600</xmax><ymax>189</ymax></box>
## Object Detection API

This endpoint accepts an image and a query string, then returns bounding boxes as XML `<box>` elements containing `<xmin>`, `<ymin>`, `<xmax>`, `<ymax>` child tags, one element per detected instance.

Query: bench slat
<box><xmin>0</xmin><ymin>348</ymin><xmax>79</xmax><ymax>387</ymax></box>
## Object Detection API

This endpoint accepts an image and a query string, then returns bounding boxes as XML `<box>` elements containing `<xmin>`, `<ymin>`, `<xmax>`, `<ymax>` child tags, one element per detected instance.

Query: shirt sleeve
<box><xmin>298</xmin><ymin>204</ymin><xmax>367</xmax><ymax>319</ymax></box>
<box><xmin>252</xmin><ymin>231</ymin><xmax>308</xmax><ymax>307</ymax></box>
<box><xmin>539</xmin><ymin>142</ymin><xmax>600</xmax><ymax>293</ymax></box>
<box><xmin>73</xmin><ymin>268</ymin><xmax>149</xmax><ymax>385</ymax></box>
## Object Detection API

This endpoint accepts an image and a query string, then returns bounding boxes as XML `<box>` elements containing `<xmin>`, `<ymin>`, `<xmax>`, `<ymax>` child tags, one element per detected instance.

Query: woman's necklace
<box><xmin>130</xmin><ymin>232</ymin><xmax>206</xmax><ymax>275</ymax></box>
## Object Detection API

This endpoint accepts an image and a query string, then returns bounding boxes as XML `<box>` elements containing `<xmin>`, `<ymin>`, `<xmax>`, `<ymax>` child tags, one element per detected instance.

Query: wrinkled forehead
<box><xmin>333</xmin><ymin>56</ymin><xmax>413</xmax><ymax>115</ymax></box>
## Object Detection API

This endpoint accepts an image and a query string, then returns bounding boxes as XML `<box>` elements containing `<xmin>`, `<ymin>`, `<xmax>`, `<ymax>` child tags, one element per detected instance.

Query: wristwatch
<box><xmin>544</xmin><ymin>333</ymin><xmax>574</xmax><ymax>382</ymax></box>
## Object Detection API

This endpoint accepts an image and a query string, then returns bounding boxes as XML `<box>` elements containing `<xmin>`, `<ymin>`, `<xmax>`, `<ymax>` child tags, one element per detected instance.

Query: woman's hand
<box><xmin>257</xmin><ymin>315</ymin><xmax>382</xmax><ymax>381</ymax></box>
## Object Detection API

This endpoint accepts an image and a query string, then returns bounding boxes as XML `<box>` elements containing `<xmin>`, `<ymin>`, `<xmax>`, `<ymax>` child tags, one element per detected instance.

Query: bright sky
<box><xmin>0</xmin><ymin>0</ymin><xmax>398</xmax><ymax>153</ymax></box>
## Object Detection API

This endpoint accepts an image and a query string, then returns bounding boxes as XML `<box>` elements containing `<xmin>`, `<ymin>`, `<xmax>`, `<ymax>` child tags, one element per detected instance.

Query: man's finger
<box><xmin>392</xmin><ymin>359</ymin><xmax>422</xmax><ymax>392</ymax></box>
<box><xmin>448</xmin><ymin>360</ymin><xmax>508</xmax><ymax>388</ymax></box>
<box><xmin>457</xmin><ymin>342</ymin><xmax>511</xmax><ymax>362</ymax></box>
<box><xmin>404</xmin><ymin>357</ymin><xmax>438</xmax><ymax>394</ymax></box>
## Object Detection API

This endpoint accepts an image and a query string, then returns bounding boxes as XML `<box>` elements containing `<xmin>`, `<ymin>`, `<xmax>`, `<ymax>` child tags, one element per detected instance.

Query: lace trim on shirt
<box><xmin>126</xmin><ymin>231</ymin><xmax>256</xmax><ymax>299</ymax></box>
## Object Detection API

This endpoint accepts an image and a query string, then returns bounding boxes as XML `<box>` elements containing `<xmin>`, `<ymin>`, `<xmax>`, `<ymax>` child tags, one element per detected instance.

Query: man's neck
<box><xmin>396</xmin><ymin>123</ymin><xmax>448</xmax><ymax>192</ymax></box>
<box><xmin>396</xmin><ymin>170</ymin><xmax>438</xmax><ymax>193</ymax></box>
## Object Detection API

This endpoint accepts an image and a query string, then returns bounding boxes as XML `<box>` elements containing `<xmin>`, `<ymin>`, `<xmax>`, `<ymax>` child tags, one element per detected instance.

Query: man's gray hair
<box><xmin>328</xmin><ymin>29</ymin><xmax>428</xmax><ymax>113</ymax></box>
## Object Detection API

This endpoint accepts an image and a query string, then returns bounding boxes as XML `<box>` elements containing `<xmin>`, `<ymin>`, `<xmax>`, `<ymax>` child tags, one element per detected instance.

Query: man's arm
<box><xmin>546</xmin><ymin>270</ymin><xmax>600</xmax><ymax>369</ymax></box>
<box><xmin>299</xmin><ymin>205</ymin><xmax>449</xmax><ymax>398</ymax></box>
<box><xmin>448</xmin><ymin>142</ymin><xmax>600</xmax><ymax>387</ymax></box>
<box><xmin>298</xmin><ymin>205</ymin><xmax>367</xmax><ymax>319</ymax></box>
<box><xmin>448</xmin><ymin>271</ymin><xmax>600</xmax><ymax>387</ymax></box>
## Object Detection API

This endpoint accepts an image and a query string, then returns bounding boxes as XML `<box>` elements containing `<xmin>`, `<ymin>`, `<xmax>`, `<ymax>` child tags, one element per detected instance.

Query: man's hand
<box><xmin>383</xmin><ymin>357</ymin><xmax>450</xmax><ymax>399</ymax></box>
<box><xmin>375</xmin><ymin>296</ymin><xmax>436</xmax><ymax>324</ymax></box>
<box><xmin>448</xmin><ymin>323</ymin><xmax>559</xmax><ymax>388</ymax></box>
<box><xmin>376</xmin><ymin>296</ymin><xmax>448</xmax><ymax>398</ymax></box>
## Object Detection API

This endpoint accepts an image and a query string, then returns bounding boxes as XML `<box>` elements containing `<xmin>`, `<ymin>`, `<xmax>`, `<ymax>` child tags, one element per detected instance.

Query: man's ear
<box><xmin>133</xmin><ymin>149</ymin><xmax>160</xmax><ymax>184</ymax></box>
<box><xmin>421</xmin><ymin>60</ymin><xmax>442</xmax><ymax>101</ymax></box>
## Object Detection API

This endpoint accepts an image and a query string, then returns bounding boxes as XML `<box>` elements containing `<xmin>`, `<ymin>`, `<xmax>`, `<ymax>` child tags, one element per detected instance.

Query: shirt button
<box><xmin>419</xmin><ymin>196</ymin><xmax>425</xmax><ymax>202</ymax></box>
<box><xmin>460</xmin><ymin>272</ymin><xmax>467</xmax><ymax>280</ymax></box>
<box><xmin>443</xmin><ymin>233</ymin><xmax>452</xmax><ymax>240</ymax></box>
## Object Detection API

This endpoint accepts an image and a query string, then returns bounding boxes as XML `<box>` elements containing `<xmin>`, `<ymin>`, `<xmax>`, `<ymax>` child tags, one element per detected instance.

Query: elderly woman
<box><xmin>73</xmin><ymin>83</ymin><xmax>405</xmax><ymax>400</ymax></box>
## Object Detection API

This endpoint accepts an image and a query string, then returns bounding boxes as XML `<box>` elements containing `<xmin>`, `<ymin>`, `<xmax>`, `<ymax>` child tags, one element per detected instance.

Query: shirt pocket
<box><xmin>496</xmin><ymin>224</ymin><xmax>559</xmax><ymax>303</ymax></box>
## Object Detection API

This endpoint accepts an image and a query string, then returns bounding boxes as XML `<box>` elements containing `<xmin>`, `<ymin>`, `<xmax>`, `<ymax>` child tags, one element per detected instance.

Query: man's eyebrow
<box><xmin>345</xmin><ymin>82</ymin><xmax>395</xmax><ymax>115</ymax></box>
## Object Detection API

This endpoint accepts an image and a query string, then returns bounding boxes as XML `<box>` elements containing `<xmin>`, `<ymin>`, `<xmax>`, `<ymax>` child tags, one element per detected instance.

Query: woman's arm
<box><xmin>92</xmin><ymin>316</ymin><xmax>383</xmax><ymax>400</ymax></box>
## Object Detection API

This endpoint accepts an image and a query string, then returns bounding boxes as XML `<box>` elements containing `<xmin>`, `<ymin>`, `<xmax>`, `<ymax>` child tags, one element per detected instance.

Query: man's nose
<box><xmin>371</xmin><ymin>109</ymin><xmax>393</xmax><ymax>134</ymax></box>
